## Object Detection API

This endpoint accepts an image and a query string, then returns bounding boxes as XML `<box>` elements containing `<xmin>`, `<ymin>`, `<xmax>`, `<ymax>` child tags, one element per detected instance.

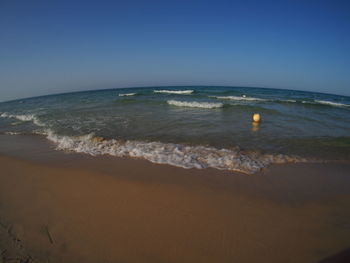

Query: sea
<box><xmin>0</xmin><ymin>86</ymin><xmax>349</xmax><ymax>174</ymax></box>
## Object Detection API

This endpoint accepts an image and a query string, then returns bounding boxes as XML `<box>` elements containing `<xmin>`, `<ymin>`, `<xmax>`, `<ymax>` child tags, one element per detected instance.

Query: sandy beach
<box><xmin>0</xmin><ymin>135</ymin><xmax>350</xmax><ymax>263</ymax></box>
<box><xmin>1</xmin><ymin>0</ymin><xmax>350</xmax><ymax>261</ymax></box>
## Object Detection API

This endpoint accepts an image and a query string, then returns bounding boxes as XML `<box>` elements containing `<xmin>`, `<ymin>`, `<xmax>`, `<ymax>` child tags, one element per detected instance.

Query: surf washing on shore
<box><xmin>0</xmin><ymin>86</ymin><xmax>349</xmax><ymax>174</ymax></box>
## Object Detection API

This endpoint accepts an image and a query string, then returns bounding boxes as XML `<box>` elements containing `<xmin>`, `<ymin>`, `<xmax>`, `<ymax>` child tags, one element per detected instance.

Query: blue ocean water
<box><xmin>0</xmin><ymin>86</ymin><xmax>349</xmax><ymax>174</ymax></box>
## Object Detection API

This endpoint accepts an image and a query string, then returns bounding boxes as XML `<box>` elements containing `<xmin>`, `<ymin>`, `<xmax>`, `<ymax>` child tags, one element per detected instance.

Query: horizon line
<box><xmin>1</xmin><ymin>85</ymin><xmax>349</xmax><ymax>104</ymax></box>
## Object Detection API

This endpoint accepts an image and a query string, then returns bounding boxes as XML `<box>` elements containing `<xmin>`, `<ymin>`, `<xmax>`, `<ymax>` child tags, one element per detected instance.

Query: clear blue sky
<box><xmin>1</xmin><ymin>0</ymin><xmax>349</xmax><ymax>101</ymax></box>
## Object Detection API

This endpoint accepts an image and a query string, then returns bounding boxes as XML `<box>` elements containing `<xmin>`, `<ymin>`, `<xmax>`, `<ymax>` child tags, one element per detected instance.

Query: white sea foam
<box><xmin>0</xmin><ymin>112</ymin><xmax>307</xmax><ymax>174</ymax></box>
<box><xmin>282</xmin><ymin>99</ymin><xmax>297</xmax><ymax>103</ymax></box>
<box><xmin>167</xmin><ymin>100</ymin><xmax>223</xmax><ymax>109</ymax></box>
<box><xmin>301</xmin><ymin>101</ymin><xmax>311</xmax><ymax>104</ymax></box>
<box><xmin>4</xmin><ymin>131</ymin><xmax>21</xmax><ymax>135</ymax></box>
<box><xmin>44</xmin><ymin>130</ymin><xmax>305</xmax><ymax>174</ymax></box>
<box><xmin>301</xmin><ymin>100</ymin><xmax>349</xmax><ymax>107</ymax></box>
<box><xmin>118</xmin><ymin>93</ymin><xmax>136</xmax><ymax>96</ymax></box>
<box><xmin>212</xmin><ymin>97</ymin><xmax>350</xmax><ymax>107</ymax></box>
<box><xmin>212</xmin><ymin>96</ymin><xmax>302</xmax><ymax>104</ymax></box>
<box><xmin>211</xmin><ymin>96</ymin><xmax>268</xmax><ymax>102</ymax></box>
<box><xmin>154</xmin><ymin>90</ymin><xmax>194</xmax><ymax>95</ymax></box>
<box><xmin>315</xmin><ymin>100</ymin><xmax>349</xmax><ymax>107</ymax></box>
<box><xmin>0</xmin><ymin>113</ymin><xmax>44</xmax><ymax>126</ymax></box>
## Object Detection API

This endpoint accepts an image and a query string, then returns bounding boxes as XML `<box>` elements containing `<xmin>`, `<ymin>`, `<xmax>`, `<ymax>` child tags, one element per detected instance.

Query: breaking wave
<box><xmin>154</xmin><ymin>90</ymin><xmax>194</xmax><ymax>95</ymax></box>
<box><xmin>279</xmin><ymin>99</ymin><xmax>297</xmax><ymax>103</ymax></box>
<box><xmin>211</xmin><ymin>96</ymin><xmax>295</xmax><ymax>103</ymax></box>
<box><xmin>212</xmin><ymin>95</ymin><xmax>268</xmax><ymax>102</ymax></box>
<box><xmin>0</xmin><ymin>110</ymin><xmax>309</xmax><ymax>174</ymax></box>
<box><xmin>314</xmin><ymin>100</ymin><xmax>349</xmax><ymax>107</ymax></box>
<box><xmin>118</xmin><ymin>93</ymin><xmax>137</xmax><ymax>97</ymax></box>
<box><xmin>301</xmin><ymin>100</ymin><xmax>350</xmax><ymax>107</ymax></box>
<box><xmin>44</xmin><ymin>130</ymin><xmax>305</xmax><ymax>174</ymax></box>
<box><xmin>3</xmin><ymin>131</ymin><xmax>22</xmax><ymax>135</ymax></box>
<box><xmin>211</xmin><ymin>96</ymin><xmax>349</xmax><ymax>108</ymax></box>
<box><xmin>0</xmin><ymin>112</ymin><xmax>44</xmax><ymax>127</ymax></box>
<box><xmin>167</xmin><ymin>100</ymin><xmax>223</xmax><ymax>109</ymax></box>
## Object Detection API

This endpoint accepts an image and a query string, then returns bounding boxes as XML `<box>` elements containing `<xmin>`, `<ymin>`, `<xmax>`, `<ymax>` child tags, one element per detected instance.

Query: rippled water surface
<box><xmin>1</xmin><ymin>86</ymin><xmax>349</xmax><ymax>173</ymax></box>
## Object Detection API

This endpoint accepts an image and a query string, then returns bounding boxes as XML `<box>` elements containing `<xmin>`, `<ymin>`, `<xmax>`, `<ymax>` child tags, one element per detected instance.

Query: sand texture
<box><xmin>0</xmin><ymin>151</ymin><xmax>350</xmax><ymax>262</ymax></box>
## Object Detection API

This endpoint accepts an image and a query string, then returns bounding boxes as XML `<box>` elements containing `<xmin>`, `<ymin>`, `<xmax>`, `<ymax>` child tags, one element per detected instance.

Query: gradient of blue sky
<box><xmin>0</xmin><ymin>0</ymin><xmax>349</xmax><ymax>101</ymax></box>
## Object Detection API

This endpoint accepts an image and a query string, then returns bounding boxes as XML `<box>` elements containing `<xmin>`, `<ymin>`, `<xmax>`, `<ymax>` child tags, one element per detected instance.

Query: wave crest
<box><xmin>0</xmin><ymin>112</ymin><xmax>44</xmax><ymax>126</ymax></box>
<box><xmin>314</xmin><ymin>100</ymin><xmax>349</xmax><ymax>107</ymax></box>
<box><xmin>211</xmin><ymin>96</ymin><xmax>268</xmax><ymax>102</ymax></box>
<box><xmin>211</xmin><ymin>96</ymin><xmax>350</xmax><ymax>108</ymax></box>
<box><xmin>154</xmin><ymin>90</ymin><xmax>194</xmax><ymax>94</ymax></box>
<box><xmin>167</xmin><ymin>100</ymin><xmax>223</xmax><ymax>109</ymax></box>
<box><xmin>301</xmin><ymin>100</ymin><xmax>350</xmax><ymax>107</ymax></box>
<box><xmin>44</xmin><ymin>130</ymin><xmax>306</xmax><ymax>174</ymax></box>
<box><xmin>3</xmin><ymin>131</ymin><xmax>22</xmax><ymax>135</ymax></box>
<box><xmin>0</xmin><ymin>111</ymin><xmax>307</xmax><ymax>174</ymax></box>
<box><xmin>118</xmin><ymin>93</ymin><xmax>136</xmax><ymax>96</ymax></box>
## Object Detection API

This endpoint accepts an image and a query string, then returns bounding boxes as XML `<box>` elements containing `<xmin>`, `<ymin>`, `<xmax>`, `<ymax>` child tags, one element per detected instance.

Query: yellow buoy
<box><xmin>252</xmin><ymin>113</ymin><xmax>261</xmax><ymax>123</ymax></box>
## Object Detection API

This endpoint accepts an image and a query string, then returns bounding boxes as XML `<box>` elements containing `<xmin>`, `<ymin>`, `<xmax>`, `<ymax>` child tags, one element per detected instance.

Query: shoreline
<box><xmin>1</xmin><ymin>135</ymin><xmax>350</xmax><ymax>262</ymax></box>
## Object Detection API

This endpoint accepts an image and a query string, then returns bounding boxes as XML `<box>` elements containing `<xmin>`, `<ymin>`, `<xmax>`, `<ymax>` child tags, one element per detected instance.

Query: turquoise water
<box><xmin>0</xmin><ymin>86</ymin><xmax>349</xmax><ymax>173</ymax></box>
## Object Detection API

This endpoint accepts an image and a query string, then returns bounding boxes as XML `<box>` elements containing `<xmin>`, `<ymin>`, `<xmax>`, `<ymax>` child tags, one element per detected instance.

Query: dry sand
<box><xmin>0</xmin><ymin>135</ymin><xmax>350</xmax><ymax>262</ymax></box>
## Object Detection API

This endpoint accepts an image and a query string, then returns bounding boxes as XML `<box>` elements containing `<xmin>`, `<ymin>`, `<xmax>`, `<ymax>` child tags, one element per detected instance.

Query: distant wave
<box><xmin>280</xmin><ymin>99</ymin><xmax>297</xmax><ymax>103</ymax></box>
<box><xmin>3</xmin><ymin>131</ymin><xmax>22</xmax><ymax>135</ymax></box>
<box><xmin>274</xmin><ymin>99</ymin><xmax>349</xmax><ymax>107</ymax></box>
<box><xmin>118</xmin><ymin>93</ymin><xmax>137</xmax><ymax>97</ymax></box>
<box><xmin>211</xmin><ymin>95</ymin><xmax>268</xmax><ymax>102</ymax></box>
<box><xmin>314</xmin><ymin>100</ymin><xmax>349</xmax><ymax>107</ymax></box>
<box><xmin>301</xmin><ymin>100</ymin><xmax>350</xmax><ymax>107</ymax></box>
<box><xmin>211</xmin><ymin>96</ymin><xmax>350</xmax><ymax>108</ymax></box>
<box><xmin>167</xmin><ymin>100</ymin><xmax>223</xmax><ymax>109</ymax></box>
<box><xmin>154</xmin><ymin>90</ymin><xmax>194</xmax><ymax>95</ymax></box>
<box><xmin>44</xmin><ymin>130</ymin><xmax>306</xmax><ymax>174</ymax></box>
<box><xmin>0</xmin><ymin>112</ymin><xmax>44</xmax><ymax>126</ymax></box>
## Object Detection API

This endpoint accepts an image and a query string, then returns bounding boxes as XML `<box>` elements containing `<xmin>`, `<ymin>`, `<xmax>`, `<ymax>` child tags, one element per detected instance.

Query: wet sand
<box><xmin>1</xmin><ymin>135</ymin><xmax>350</xmax><ymax>262</ymax></box>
